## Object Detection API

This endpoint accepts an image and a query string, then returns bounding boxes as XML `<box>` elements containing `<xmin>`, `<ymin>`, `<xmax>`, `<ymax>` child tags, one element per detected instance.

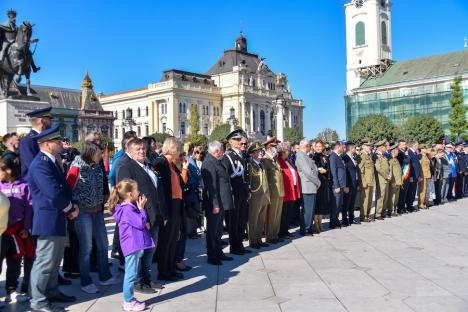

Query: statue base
<box><xmin>0</xmin><ymin>98</ymin><xmax>50</xmax><ymax>134</ymax></box>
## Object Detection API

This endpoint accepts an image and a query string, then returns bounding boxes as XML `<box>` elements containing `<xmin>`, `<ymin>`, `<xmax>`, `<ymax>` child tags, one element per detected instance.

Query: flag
<box><xmin>104</xmin><ymin>143</ymin><xmax>110</xmax><ymax>173</ymax></box>
<box><xmin>402</xmin><ymin>163</ymin><xmax>411</xmax><ymax>181</ymax></box>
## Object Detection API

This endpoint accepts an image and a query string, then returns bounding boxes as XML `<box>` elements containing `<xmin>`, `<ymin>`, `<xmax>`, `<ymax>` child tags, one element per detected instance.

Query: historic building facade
<box><xmin>100</xmin><ymin>34</ymin><xmax>304</xmax><ymax>147</ymax></box>
<box><xmin>344</xmin><ymin>0</ymin><xmax>468</xmax><ymax>135</ymax></box>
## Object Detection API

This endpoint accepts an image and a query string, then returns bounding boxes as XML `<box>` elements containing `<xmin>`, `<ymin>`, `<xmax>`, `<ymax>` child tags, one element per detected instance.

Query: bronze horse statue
<box><xmin>0</xmin><ymin>21</ymin><xmax>37</xmax><ymax>97</ymax></box>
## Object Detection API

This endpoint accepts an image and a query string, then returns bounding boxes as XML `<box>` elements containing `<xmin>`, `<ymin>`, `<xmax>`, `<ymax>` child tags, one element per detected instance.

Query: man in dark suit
<box><xmin>117</xmin><ymin>138</ymin><xmax>166</xmax><ymax>292</ymax></box>
<box><xmin>329</xmin><ymin>141</ymin><xmax>347</xmax><ymax>228</ymax></box>
<box><xmin>406</xmin><ymin>141</ymin><xmax>422</xmax><ymax>212</ymax></box>
<box><xmin>19</xmin><ymin>107</ymin><xmax>53</xmax><ymax>178</ymax></box>
<box><xmin>397</xmin><ymin>140</ymin><xmax>410</xmax><ymax>214</ymax></box>
<box><xmin>202</xmin><ymin>141</ymin><xmax>234</xmax><ymax>265</ymax></box>
<box><xmin>28</xmin><ymin>125</ymin><xmax>78</xmax><ymax>312</ymax></box>
<box><xmin>342</xmin><ymin>142</ymin><xmax>358</xmax><ymax>226</ymax></box>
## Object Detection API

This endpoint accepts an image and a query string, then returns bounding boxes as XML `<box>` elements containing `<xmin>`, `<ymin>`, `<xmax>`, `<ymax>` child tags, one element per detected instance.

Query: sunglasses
<box><xmin>240</xmin><ymin>143</ymin><xmax>248</xmax><ymax>146</ymax></box>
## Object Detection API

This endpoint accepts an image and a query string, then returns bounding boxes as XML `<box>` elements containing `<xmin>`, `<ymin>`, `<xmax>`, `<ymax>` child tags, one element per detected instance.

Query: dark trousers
<box><xmin>398</xmin><ymin>180</ymin><xmax>409</xmax><ymax>212</ymax></box>
<box><xmin>157</xmin><ymin>199</ymin><xmax>181</xmax><ymax>277</ymax></box>
<box><xmin>0</xmin><ymin>235</ymin><xmax>33</xmax><ymax>294</ymax></box>
<box><xmin>447</xmin><ymin>177</ymin><xmax>455</xmax><ymax>200</ymax></box>
<box><xmin>279</xmin><ymin>201</ymin><xmax>294</xmax><ymax>237</ymax></box>
<box><xmin>228</xmin><ymin>189</ymin><xmax>248</xmax><ymax>252</ymax></box>
<box><xmin>342</xmin><ymin>186</ymin><xmax>357</xmax><ymax>225</ymax></box>
<box><xmin>456</xmin><ymin>174</ymin><xmax>464</xmax><ymax>198</ymax></box>
<box><xmin>205</xmin><ymin>207</ymin><xmax>225</xmax><ymax>261</ymax></box>
<box><xmin>464</xmin><ymin>174</ymin><xmax>468</xmax><ymax>196</ymax></box>
<box><xmin>112</xmin><ymin>223</ymin><xmax>124</xmax><ymax>265</ymax></box>
<box><xmin>331</xmin><ymin>188</ymin><xmax>343</xmax><ymax>227</ymax></box>
<box><xmin>63</xmin><ymin>219</ymin><xmax>80</xmax><ymax>274</ymax></box>
<box><xmin>175</xmin><ymin>215</ymin><xmax>188</xmax><ymax>263</ymax></box>
<box><xmin>434</xmin><ymin>179</ymin><xmax>442</xmax><ymax>205</ymax></box>
<box><xmin>406</xmin><ymin>180</ymin><xmax>418</xmax><ymax>209</ymax></box>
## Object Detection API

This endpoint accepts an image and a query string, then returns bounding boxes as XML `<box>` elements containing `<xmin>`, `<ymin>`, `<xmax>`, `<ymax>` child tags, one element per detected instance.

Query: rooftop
<box><xmin>206</xmin><ymin>49</ymin><xmax>263</xmax><ymax>75</ymax></box>
<box><xmin>359</xmin><ymin>50</ymin><xmax>468</xmax><ymax>89</ymax></box>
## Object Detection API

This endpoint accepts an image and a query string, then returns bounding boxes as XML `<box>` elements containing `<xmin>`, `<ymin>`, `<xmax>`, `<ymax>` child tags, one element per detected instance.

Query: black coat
<box><xmin>342</xmin><ymin>153</ymin><xmax>358</xmax><ymax>189</ymax></box>
<box><xmin>201</xmin><ymin>153</ymin><xmax>234</xmax><ymax>212</ymax></box>
<box><xmin>312</xmin><ymin>152</ymin><xmax>330</xmax><ymax>215</ymax></box>
<box><xmin>154</xmin><ymin>155</ymin><xmax>184</xmax><ymax>221</ymax></box>
<box><xmin>116</xmin><ymin>158</ymin><xmax>165</xmax><ymax>225</ymax></box>
<box><xmin>408</xmin><ymin>149</ymin><xmax>421</xmax><ymax>179</ymax></box>
<box><xmin>329</xmin><ymin>151</ymin><xmax>347</xmax><ymax>189</ymax></box>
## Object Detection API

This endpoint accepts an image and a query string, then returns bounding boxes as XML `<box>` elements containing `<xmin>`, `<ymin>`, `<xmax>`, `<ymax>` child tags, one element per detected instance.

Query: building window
<box><xmin>260</xmin><ymin>110</ymin><xmax>265</xmax><ymax>132</ymax></box>
<box><xmin>162</xmin><ymin>123</ymin><xmax>167</xmax><ymax>133</ymax></box>
<box><xmin>355</xmin><ymin>21</ymin><xmax>365</xmax><ymax>46</ymax></box>
<box><xmin>137</xmin><ymin>107</ymin><xmax>141</xmax><ymax>117</ymax></box>
<box><xmin>121</xmin><ymin>128</ymin><xmax>125</xmax><ymax>138</ymax></box>
<box><xmin>137</xmin><ymin>126</ymin><xmax>141</xmax><ymax>137</ymax></box>
<box><xmin>270</xmin><ymin>111</ymin><xmax>275</xmax><ymax>130</ymax></box>
<box><xmin>115</xmin><ymin>128</ymin><xmax>119</xmax><ymax>139</ymax></box>
<box><xmin>122</xmin><ymin>110</ymin><xmax>125</xmax><ymax>119</ymax></box>
<box><xmin>253</xmin><ymin>110</ymin><xmax>256</xmax><ymax>130</ymax></box>
<box><xmin>115</xmin><ymin>111</ymin><xmax>118</xmax><ymax>118</ymax></box>
<box><xmin>145</xmin><ymin>124</ymin><xmax>149</xmax><ymax>136</ymax></box>
<box><xmin>181</xmin><ymin>122</ymin><xmax>185</xmax><ymax>135</ymax></box>
<box><xmin>183</xmin><ymin>103</ymin><xmax>186</xmax><ymax>113</ymax></box>
<box><xmin>204</xmin><ymin>124</ymin><xmax>208</xmax><ymax>135</ymax></box>
<box><xmin>179</xmin><ymin>102</ymin><xmax>182</xmax><ymax>113</ymax></box>
<box><xmin>145</xmin><ymin>106</ymin><xmax>149</xmax><ymax>116</ymax></box>
<box><xmin>381</xmin><ymin>21</ymin><xmax>387</xmax><ymax>45</ymax></box>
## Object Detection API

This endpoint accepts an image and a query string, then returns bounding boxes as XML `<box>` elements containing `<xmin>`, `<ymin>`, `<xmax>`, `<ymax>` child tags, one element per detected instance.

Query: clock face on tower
<box><xmin>355</xmin><ymin>0</ymin><xmax>364</xmax><ymax>8</ymax></box>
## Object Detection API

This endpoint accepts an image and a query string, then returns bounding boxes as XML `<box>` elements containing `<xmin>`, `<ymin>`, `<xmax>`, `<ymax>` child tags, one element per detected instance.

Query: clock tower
<box><xmin>345</xmin><ymin>0</ymin><xmax>392</xmax><ymax>94</ymax></box>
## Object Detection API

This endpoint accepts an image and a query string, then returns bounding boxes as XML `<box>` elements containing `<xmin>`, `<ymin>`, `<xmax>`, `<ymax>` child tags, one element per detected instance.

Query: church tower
<box><xmin>235</xmin><ymin>31</ymin><xmax>247</xmax><ymax>52</ymax></box>
<box><xmin>345</xmin><ymin>0</ymin><xmax>392</xmax><ymax>94</ymax></box>
<box><xmin>81</xmin><ymin>70</ymin><xmax>101</xmax><ymax>110</ymax></box>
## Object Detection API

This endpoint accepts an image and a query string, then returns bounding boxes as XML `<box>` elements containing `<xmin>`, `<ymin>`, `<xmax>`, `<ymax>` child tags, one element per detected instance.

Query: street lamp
<box><xmin>228</xmin><ymin>107</ymin><xmax>239</xmax><ymax>131</ymax></box>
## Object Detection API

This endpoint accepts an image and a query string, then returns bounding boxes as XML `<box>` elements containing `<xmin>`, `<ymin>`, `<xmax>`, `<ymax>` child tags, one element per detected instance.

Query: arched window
<box><xmin>145</xmin><ymin>106</ymin><xmax>149</xmax><ymax>116</ymax></box>
<box><xmin>260</xmin><ymin>110</ymin><xmax>265</xmax><ymax>132</ymax></box>
<box><xmin>355</xmin><ymin>21</ymin><xmax>365</xmax><ymax>46</ymax></box>
<box><xmin>183</xmin><ymin>103</ymin><xmax>186</xmax><ymax>113</ymax></box>
<box><xmin>137</xmin><ymin>107</ymin><xmax>141</xmax><ymax>117</ymax></box>
<box><xmin>381</xmin><ymin>21</ymin><xmax>388</xmax><ymax>45</ymax></box>
<box><xmin>179</xmin><ymin>102</ymin><xmax>182</xmax><ymax>113</ymax></box>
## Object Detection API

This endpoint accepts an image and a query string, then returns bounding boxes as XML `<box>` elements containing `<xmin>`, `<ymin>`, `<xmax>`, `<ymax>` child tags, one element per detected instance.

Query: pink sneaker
<box><xmin>123</xmin><ymin>299</ymin><xmax>146</xmax><ymax>311</ymax></box>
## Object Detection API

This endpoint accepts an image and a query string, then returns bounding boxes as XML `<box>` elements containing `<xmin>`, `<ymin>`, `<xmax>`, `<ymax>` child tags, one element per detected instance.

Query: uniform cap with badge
<box><xmin>375</xmin><ymin>139</ymin><xmax>387</xmax><ymax>147</ymax></box>
<box><xmin>248</xmin><ymin>141</ymin><xmax>263</xmax><ymax>154</ymax></box>
<box><xmin>32</xmin><ymin>124</ymin><xmax>62</xmax><ymax>144</ymax></box>
<box><xmin>263</xmin><ymin>136</ymin><xmax>279</xmax><ymax>147</ymax></box>
<box><xmin>226</xmin><ymin>129</ymin><xmax>247</xmax><ymax>141</ymax></box>
<box><xmin>26</xmin><ymin>106</ymin><xmax>53</xmax><ymax>119</ymax></box>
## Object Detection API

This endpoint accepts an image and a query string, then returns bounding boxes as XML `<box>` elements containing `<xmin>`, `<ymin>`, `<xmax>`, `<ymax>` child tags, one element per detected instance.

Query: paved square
<box><xmin>2</xmin><ymin>198</ymin><xmax>468</xmax><ymax>312</ymax></box>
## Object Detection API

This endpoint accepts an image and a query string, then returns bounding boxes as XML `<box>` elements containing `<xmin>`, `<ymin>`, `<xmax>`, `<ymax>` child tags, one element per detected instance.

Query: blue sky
<box><xmin>3</xmin><ymin>0</ymin><xmax>468</xmax><ymax>138</ymax></box>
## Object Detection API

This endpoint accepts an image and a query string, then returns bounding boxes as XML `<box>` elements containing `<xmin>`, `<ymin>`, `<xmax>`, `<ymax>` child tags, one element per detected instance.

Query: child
<box><xmin>108</xmin><ymin>178</ymin><xmax>155</xmax><ymax>311</ymax></box>
<box><xmin>0</xmin><ymin>158</ymin><xmax>34</xmax><ymax>304</ymax></box>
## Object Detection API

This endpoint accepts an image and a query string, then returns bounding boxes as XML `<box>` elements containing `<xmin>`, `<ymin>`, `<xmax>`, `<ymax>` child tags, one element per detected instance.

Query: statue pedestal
<box><xmin>0</xmin><ymin>98</ymin><xmax>50</xmax><ymax>134</ymax></box>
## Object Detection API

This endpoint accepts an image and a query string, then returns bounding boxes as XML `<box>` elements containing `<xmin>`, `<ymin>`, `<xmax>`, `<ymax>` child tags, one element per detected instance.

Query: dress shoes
<box><xmin>241</xmin><ymin>248</ymin><xmax>252</xmax><ymax>254</ymax></box>
<box><xmin>361</xmin><ymin>218</ymin><xmax>371</xmax><ymax>223</ymax></box>
<box><xmin>375</xmin><ymin>216</ymin><xmax>385</xmax><ymax>220</ymax></box>
<box><xmin>31</xmin><ymin>304</ymin><xmax>65</xmax><ymax>312</ymax></box>
<box><xmin>258</xmin><ymin>242</ymin><xmax>269</xmax><ymax>248</ymax></box>
<box><xmin>48</xmin><ymin>293</ymin><xmax>76</xmax><ymax>303</ymax></box>
<box><xmin>157</xmin><ymin>274</ymin><xmax>178</xmax><ymax>282</ymax></box>
<box><xmin>249</xmin><ymin>243</ymin><xmax>261</xmax><ymax>249</ymax></box>
<box><xmin>175</xmin><ymin>262</ymin><xmax>192</xmax><ymax>272</ymax></box>
<box><xmin>352</xmin><ymin>220</ymin><xmax>361</xmax><ymax>224</ymax></box>
<box><xmin>150</xmin><ymin>281</ymin><xmax>164</xmax><ymax>290</ymax></box>
<box><xmin>230</xmin><ymin>249</ymin><xmax>244</xmax><ymax>256</ymax></box>
<box><xmin>277</xmin><ymin>238</ymin><xmax>285</xmax><ymax>242</ymax></box>
<box><xmin>172</xmin><ymin>272</ymin><xmax>184</xmax><ymax>279</ymax></box>
<box><xmin>57</xmin><ymin>275</ymin><xmax>72</xmax><ymax>286</ymax></box>
<box><xmin>207</xmin><ymin>258</ymin><xmax>223</xmax><ymax>265</ymax></box>
<box><xmin>219</xmin><ymin>254</ymin><xmax>234</xmax><ymax>261</ymax></box>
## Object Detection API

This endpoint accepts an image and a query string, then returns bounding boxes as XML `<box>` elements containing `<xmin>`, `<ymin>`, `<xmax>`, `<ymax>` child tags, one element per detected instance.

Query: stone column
<box><xmin>256</xmin><ymin>105</ymin><xmax>261</xmax><ymax>132</ymax></box>
<box><xmin>276</xmin><ymin>99</ymin><xmax>285</xmax><ymax>142</ymax></box>
<box><xmin>288</xmin><ymin>107</ymin><xmax>292</xmax><ymax>128</ymax></box>
<box><xmin>265</xmin><ymin>107</ymin><xmax>271</xmax><ymax>132</ymax></box>
<box><xmin>250</xmin><ymin>103</ymin><xmax>254</xmax><ymax>133</ymax></box>
<box><xmin>240</xmin><ymin>100</ymin><xmax>245</xmax><ymax>129</ymax></box>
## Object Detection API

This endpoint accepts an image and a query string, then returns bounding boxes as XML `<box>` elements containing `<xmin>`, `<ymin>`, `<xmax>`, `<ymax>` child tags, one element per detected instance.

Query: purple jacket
<box><xmin>0</xmin><ymin>179</ymin><xmax>32</xmax><ymax>231</ymax></box>
<box><xmin>113</xmin><ymin>202</ymin><xmax>155</xmax><ymax>257</ymax></box>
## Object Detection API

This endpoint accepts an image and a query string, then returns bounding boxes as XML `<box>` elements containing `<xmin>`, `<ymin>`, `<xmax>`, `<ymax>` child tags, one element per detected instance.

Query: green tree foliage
<box><xmin>208</xmin><ymin>123</ymin><xmax>231</xmax><ymax>143</ymax></box>
<box><xmin>151</xmin><ymin>132</ymin><xmax>171</xmax><ymax>144</ymax></box>
<box><xmin>185</xmin><ymin>133</ymin><xmax>207</xmax><ymax>148</ymax></box>
<box><xmin>189</xmin><ymin>105</ymin><xmax>200</xmax><ymax>134</ymax></box>
<box><xmin>448</xmin><ymin>76</ymin><xmax>467</xmax><ymax>140</ymax></box>
<box><xmin>74</xmin><ymin>133</ymin><xmax>115</xmax><ymax>154</ymax></box>
<box><xmin>348</xmin><ymin>114</ymin><xmax>398</xmax><ymax>144</ymax></box>
<box><xmin>315</xmin><ymin>128</ymin><xmax>340</xmax><ymax>143</ymax></box>
<box><xmin>284</xmin><ymin>127</ymin><xmax>304</xmax><ymax>145</ymax></box>
<box><xmin>402</xmin><ymin>114</ymin><xmax>444</xmax><ymax>144</ymax></box>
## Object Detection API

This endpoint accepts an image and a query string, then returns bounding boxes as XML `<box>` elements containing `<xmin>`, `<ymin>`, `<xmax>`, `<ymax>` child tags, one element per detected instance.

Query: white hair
<box><xmin>208</xmin><ymin>141</ymin><xmax>223</xmax><ymax>154</ymax></box>
<box><xmin>299</xmin><ymin>139</ymin><xmax>310</xmax><ymax>147</ymax></box>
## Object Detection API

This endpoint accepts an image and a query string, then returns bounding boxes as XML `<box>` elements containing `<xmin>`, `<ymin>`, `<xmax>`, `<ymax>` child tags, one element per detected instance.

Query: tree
<box><xmin>185</xmin><ymin>133</ymin><xmax>207</xmax><ymax>147</ymax></box>
<box><xmin>315</xmin><ymin>128</ymin><xmax>340</xmax><ymax>143</ymax></box>
<box><xmin>150</xmin><ymin>132</ymin><xmax>171</xmax><ymax>143</ymax></box>
<box><xmin>402</xmin><ymin>115</ymin><xmax>444</xmax><ymax>144</ymax></box>
<box><xmin>448</xmin><ymin>76</ymin><xmax>467</xmax><ymax>141</ymax></box>
<box><xmin>73</xmin><ymin>133</ymin><xmax>116</xmax><ymax>156</ymax></box>
<box><xmin>208</xmin><ymin>123</ymin><xmax>231</xmax><ymax>142</ymax></box>
<box><xmin>189</xmin><ymin>104</ymin><xmax>200</xmax><ymax>135</ymax></box>
<box><xmin>283</xmin><ymin>127</ymin><xmax>304</xmax><ymax>145</ymax></box>
<box><xmin>348</xmin><ymin>114</ymin><xmax>398</xmax><ymax>144</ymax></box>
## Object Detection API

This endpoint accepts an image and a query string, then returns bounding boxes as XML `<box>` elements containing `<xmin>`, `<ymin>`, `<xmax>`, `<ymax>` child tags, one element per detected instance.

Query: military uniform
<box><xmin>247</xmin><ymin>143</ymin><xmax>270</xmax><ymax>247</ymax></box>
<box><xmin>261</xmin><ymin>152</ymin><xmax>284</xmax><ymax>242</ymax></box>
<box><xmin>387</xmin><ymin>152</ymin><xmax>402</xmax><ymax>216</ymax></box>
<box><xmin>357</xmin><ymin>147</ymin><xmax>375</xmax><ymax>221</ymax></box>
<box><xmin>418</xmin><ymin>150</ymin><xmax>431</xmax><ymax>208</ymax></box>
<box><xmin>374</xmin><ymin>146</ymin><xmax>391</xmax><ymax>219</ymax></box>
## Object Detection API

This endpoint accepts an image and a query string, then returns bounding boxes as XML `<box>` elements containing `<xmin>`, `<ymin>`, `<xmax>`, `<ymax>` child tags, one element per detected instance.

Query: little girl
<box><xmin>0</xmin><ymin>157</ymin><xmax>34</xmax><ymax>304</ymax></box>
<box><xmin>108</xmin><ymin>178</ymin><xmax>155</xmax><ymax>311</ymax></box>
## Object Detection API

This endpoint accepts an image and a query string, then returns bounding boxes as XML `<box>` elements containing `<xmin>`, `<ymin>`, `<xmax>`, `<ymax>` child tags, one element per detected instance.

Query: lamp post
<box><xmin>228</xmin><ymin>106</ymin><xmax>238</xmax><ymax>131</ymax></box>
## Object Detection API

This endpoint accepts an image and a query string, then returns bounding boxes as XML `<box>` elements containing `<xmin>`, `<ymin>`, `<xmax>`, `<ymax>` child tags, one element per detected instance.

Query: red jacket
<box><xmin>277</xmin><ymin>157</ymin><xmax>301</xmax><ymax>202</ymax></box>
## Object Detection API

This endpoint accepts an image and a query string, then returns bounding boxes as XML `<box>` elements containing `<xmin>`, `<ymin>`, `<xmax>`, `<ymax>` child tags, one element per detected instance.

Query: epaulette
<box><xmin>41</xmin><ymin>156</ymin><xmax>48</xmax><ymax>161</ymax></box>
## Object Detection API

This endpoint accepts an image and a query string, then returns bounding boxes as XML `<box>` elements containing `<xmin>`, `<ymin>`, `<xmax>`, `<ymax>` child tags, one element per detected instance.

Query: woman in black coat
<box><xmin>311</xmin><ymin>140</ymin><xmax>330</xmax><ymax>233</ymax></box>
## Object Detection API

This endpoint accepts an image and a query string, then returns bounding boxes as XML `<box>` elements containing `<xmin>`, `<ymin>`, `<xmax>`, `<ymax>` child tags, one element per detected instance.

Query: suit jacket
<box><xmin>116</xmin><ymin>158</ymin><xmax>165</xmax><ymax>225</ymax></box>
<box><xmin>28</xmin><ymin>151</ymin><xmax>73</xmax><ymax>236</ymax></box>
<box><xmin>408</xmin><ymin>148</ymin><xmax>421</xmax><ymax>179</ymax></box>
<box><xmin>342</xmin><ymin>153</ymin><xmax>358</xmax><ymax>189</ymax></box>
<box><xmin>295</xmin><ymin>151</ymin><xmax>321</xmax><ymax>194</ymax></box>
<box><xmin>329</xmin><ymin>151</ymin><xmax>346</xmax><ymax>189</ymax></box>
<box><xmin>19</xmin><ymin>129</ymin><xmax>39</xmax><ymax>178</ymax></box>
<box><xmin>201</xmin><ymin>153</ymin><xmax>234</xmax><ymax>211</ymax></box>
<box><xmin>223</xmin><ymin>149</ymin><xmax>249</xmax><ymax>193</ymax></box>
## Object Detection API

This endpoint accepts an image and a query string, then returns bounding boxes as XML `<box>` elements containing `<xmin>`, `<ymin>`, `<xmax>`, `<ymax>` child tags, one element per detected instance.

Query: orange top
<box><xmin>170</xmin><ymin>163</ymin><xmax>187</xmax><ymax>200</ymax></box>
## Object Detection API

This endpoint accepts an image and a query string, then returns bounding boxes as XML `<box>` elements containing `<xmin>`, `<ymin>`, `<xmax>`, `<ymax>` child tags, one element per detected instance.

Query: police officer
<box><xmin>27</xmin><ymin>125</ymin><xmax>78</xmax><ymax>312</ymax></box>
<box><xmin>387</xmin><ymin>143</ymin><xmax>402</xmax><ymax>217</ymax></box>
<box><xmin>223</xmin><ymin>129</ymin><xmax>251</xmax><ymax>255</ymax></box>
<box><xmin>19</xmin><ymin>106</ymin><xmax>53</xmax><ymax>178</ymax></box>
<box><xmin>357</xmin><ymin>141</ymin><xmax>375</xmax><ymax>222</ymax></box>
<box><xmin>261</xmin><ymin>137</ymin><xmax>284</xmax><ymax>243</ymax></box>
<box><xmin>246</xmin><ymin>142</ymin><xmax>270</xmax><ymax>249</ymax></box>
<box><xmin>374</xmin><ymin>140</ymin><xmax>391</xmax><ymax>220</ymax></box>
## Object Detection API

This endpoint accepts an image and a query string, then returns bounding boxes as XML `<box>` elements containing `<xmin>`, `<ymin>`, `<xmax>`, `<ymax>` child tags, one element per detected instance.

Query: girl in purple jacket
<box><xmin>108</xmin><ymin>178</ymin><xmax>155</xmax><ymax>311</ymax></box>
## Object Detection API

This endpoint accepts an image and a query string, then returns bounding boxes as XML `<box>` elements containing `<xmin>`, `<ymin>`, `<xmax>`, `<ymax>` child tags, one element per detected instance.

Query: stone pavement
<box><xmin>2</xmin><ymin>198</ymin><xmax>468</xmax><ymax>312</ymax></box>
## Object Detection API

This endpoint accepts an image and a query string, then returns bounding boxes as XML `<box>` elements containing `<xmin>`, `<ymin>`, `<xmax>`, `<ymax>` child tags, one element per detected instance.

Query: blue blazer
<box><xmin>329</xmin><ymin>151</ymin><xmax>347</xmax><ymax>189</ymax></box>
<box><xmin>28</xmin><ymin>152</ymin><xmax>73</xmax><ymax>236</ymax></box>
<box><xmin>408</xmin><ymin>149</ymin><xmax>421</xmax><ymax>179</ymax></box>
<box><xmin>342</xmin><ymin>153</ymin><xmax>358</xmax><ymax>188</ymax></box>
<box><xmin>19</xmin><ymin>129</ymin><xmax>39</xmax><ymax>178</ymax></box>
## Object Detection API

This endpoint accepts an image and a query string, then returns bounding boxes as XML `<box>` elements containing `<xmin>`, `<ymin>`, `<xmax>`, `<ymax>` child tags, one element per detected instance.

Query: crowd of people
<box><xmin>0</xmin><ymin>106</ymin><xmax>467</xmax><ymax>312</ymax></box>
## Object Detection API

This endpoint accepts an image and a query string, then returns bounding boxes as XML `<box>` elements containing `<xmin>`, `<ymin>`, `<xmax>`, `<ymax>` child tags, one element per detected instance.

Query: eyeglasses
<box><xmin>240</xmin><ymin>143</ymin><xmax>248</xmax><ymax>146</ymax></box>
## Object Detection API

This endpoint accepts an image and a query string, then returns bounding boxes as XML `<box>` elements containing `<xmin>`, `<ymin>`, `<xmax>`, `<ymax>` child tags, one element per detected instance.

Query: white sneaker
<box><xmin>4</xmin><ymin>291</ymin><xmax>24</xmax><ymax>303</ymax></box>
<box><xmin>81</xmin><ymin>283</ymin><xmax>99</xmax><ymax>294</ymax></box>
<box><xmin>100</xmin><ymin>276</ymin><xmax>120</xmax><ymax>286</ymax></box>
